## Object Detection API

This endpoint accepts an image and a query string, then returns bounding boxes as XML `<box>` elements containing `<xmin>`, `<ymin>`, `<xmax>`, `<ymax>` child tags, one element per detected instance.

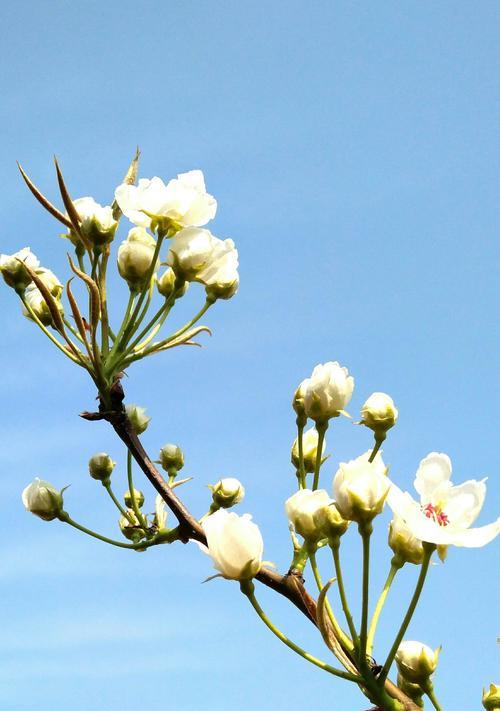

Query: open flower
<box><xmin>202</xmin><ymin>509</ymin><xmax>263</xmax><ymax>580</ymax></box>
<box><xmin>115</xmin><ymin>170</ymin><xmax>216</xmax><ymax>231</ymax></box>
<box><xmin>387</xmin><ymin>452</ymin><xmax>500</xmax><ymax>547</ymax></box>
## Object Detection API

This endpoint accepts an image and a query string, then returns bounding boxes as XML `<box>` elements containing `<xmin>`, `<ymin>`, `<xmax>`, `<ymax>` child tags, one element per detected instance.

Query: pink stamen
<box><xmin>423</xmin><ymin>503</ymin><xmax>449</xmax><ymax>527</ymax></box>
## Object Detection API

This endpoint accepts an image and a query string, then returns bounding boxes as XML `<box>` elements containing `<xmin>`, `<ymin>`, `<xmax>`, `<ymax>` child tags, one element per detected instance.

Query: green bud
<box><xmin>126</xmin><ymin>404</ymin><xmax>151</xmax><ymax>435</ymax></box>
<box><xmin>483</xmin><ymin>684</ymin><xmax>500</xmax><ymax>710</ymax></box>
<box><xmin>360</xmin><ymin>392</ymin><xmax>398</xmax><ymax>435</ymax></box>
<box><xmin>291</xmin><ymin>426</ymin><xmax>325</xmax><ymax>474</ymax></box>
<box><xmin>157</xmin><ymin>268</ymin><xmax>188</xmax><ymax>299</ymax></box>
<box><xmin>210</xmin><ymin>478</ymin><xmax>245</xmax><ymax>509</ymax></box>
<box><xmin>124</xmin><ymin>488</ymin><xmax>145</xmax><ymax>508</ymax></box>
<box><xmin>389</xmin><ymin>517</ymin><xmax>424</xmax><ymax>565</ymax></box>
<box><xmin>88</xmin><ymin>453</ymin><xmax>116</xmax><ymax>482</ymax></box>
<box><xmin>312</xmin><ymin>502</ymin><xmax>349</xmax><ymax>542</ymax></box>
<box><xmin>396</xmin><ymin>641</ymin><xmax>440</xmax><ymax>685</ymax></box>
<box><xmin>119</xmin><ymin>510</ymin><xmax>145</xmax><ymax>542</ymax></box>
<box><xmin>292</xmin><ymin>380</ymin><xmax>308</xmax><ymax>418</ymax></box>
<box><xmin>159</xmin><ymin>443</ymin><xmax>184</xmax><ymax>472</ymax></box>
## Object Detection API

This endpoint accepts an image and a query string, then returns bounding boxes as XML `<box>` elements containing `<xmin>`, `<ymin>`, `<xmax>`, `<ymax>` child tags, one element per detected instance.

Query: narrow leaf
<box><xmin>317</xmin><ymin>578</ymin><xmax>358</xmax><ymax>674</ymax></box>
<box><xmin>17</xmin><ymin>163</ymin><xmax>73</xmax><ymax>229</ymax></box>
<box><xmin>54</xmin><ymin>158</ymin><xmax>93</xmax><ymax>252</ymax></box>
<box><xmin>67</xmin><ymin>255</ymin><xmax>101</xmax><ymax>331</ymax></box>
<box><xmin>19</xmin><ymin>262</ymin><xmax>65</xmax><ymax>335</ymax></box>
<box><xmin>112</xmin><ymin>147</ymin><xmax>140</xmax><ymax>220</ymax></box>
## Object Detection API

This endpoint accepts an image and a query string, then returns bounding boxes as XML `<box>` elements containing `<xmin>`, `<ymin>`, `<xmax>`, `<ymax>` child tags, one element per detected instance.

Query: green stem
<box><xmin>20</xmin><ymin>296</ymin><xmax>84</xmax><ymax>367</ymax></box>
<box><xmin>380</xmin><ymin>544</ymin><xmax>435</xmax><ymax>683</ymax></box>
<box><xmin>127</xmin><ymin>296</ymin><xmax>174</xmax><ymax>353</ymax></box>
<box><xmin>367</xmin><ymin>559</ymin><xmax>402</xmax><ymax>655</ymax></box>
<box><xmin>241</xmin><ymin>581</ymin><xmax>361</xmax><ymax>683</ymax></box>
<box><xmin>103</xmin><ymin>481</ymin><xmax>136</xmax><ymax>524</ymax></box>
<box><xmin>127</xmin><ymin>450</ymin><xmax>148</xmax><ymax>529</ymax></box>
<box><xmin>368</xmin><ymin>433</ymin><xmax>385</xmax><ymax>463</ymax></box>
<box><xmin>105</xmin><ymin>291</ymin><xmax>136</xmax><ymax>371</ymax></box>
<box><xmin>98</xmin><ymin>250</ymin><xmax>110</xmax><ymax>357</ymax></box>
<box><xmin>309</xmin><ymin>550</ymin><xmax>353</xmax><ymax>651</ymax></box>
<box><xmin>59</xmin><ymin>511</ymin><xmax>153</xmax><ymax>550</ymax></box>
<box><xmin>331</xmin><ymin>543</ymin><xmax>359</xmax><ymax>646</ymax></box>
<box><xmin>423</xmin><ymin>682</ymin><xmax>443</xmax><ymax>711</ymax></box>
<box><xmin>312</xmin><ymin>421</ymin><xmax>328</xmax><ymax>490</ymax></box>
<box><xmin>359</xmin><ymin>521</ymin><xmax>373</xmax><ymax>666</ymax></box>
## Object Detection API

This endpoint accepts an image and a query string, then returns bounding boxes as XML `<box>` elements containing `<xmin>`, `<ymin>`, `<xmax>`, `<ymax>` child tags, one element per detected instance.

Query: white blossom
<box><xmin>167</xmin><ymin>227</ymin><xmax>239</xmax><ymax>299</ymax></box>
<box><xmin>71</xmin><ymin>197</ymin><xmax>117</xmax><ymax>244</ymax></box>
<box><xmin>303</xmin><ymin>361</ymin><xmax>354</xmax><ymax>421</ymax></box>
<box><xmin>333</xmin><ymin>450</ymin><xmax>389</xmax><ymax>522</ymax></box>
<box><xmin>211</xmin><ymin>478</ymin><xmax>245</xmax><ymax>509</ymax></box>
<box><xmin>202</xmin><ymin>509</ymin><xmax>263</xmax><ymax>580</ymax></box>
<box><xmin>396</xmin><ymin>641</ymin><xmax>440</xmax><ymax>684</ymax></box>
<box><xmin>291</xmin><ymin>427</ymin><xmax>325</xmax><ymax>473</ymax></box>
<box><xmin>117</xmin><ymin>227</ymin><xmax>159</xmax><ymax>289</ymax></box>
<box><xmin>387</xmin><ymin>452</ymin><xmax>500</xmax><ymax>547</ymax></box>
<box><xmin>361</xmin><ymin>392</ymin><xmax>398</xmax><ymax>432</ymax></box>
<box><xmin>0</xmin><ymin>247</ymin><xmax>39</xmax><ymax>290</ymax></box>
<box><xmin>114</xmin><ymin>170</ymin><xmax>216</xmax><ymax>230</ymax></box>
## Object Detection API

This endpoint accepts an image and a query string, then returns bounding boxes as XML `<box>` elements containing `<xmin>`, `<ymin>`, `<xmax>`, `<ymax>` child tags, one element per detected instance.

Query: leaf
<box><xmin>112</xmin><ymin>147</ymin><xmax>140</xmax><ymax>220</ymax></box>
<box><xmin>17</xmin><ymin>163</ymin><xmax>73</xmax><ymax>229</ymax></box>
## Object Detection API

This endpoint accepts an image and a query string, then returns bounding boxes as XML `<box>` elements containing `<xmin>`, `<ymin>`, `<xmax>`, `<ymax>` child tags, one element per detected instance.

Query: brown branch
<box><xmin>81</xmin><ymin>382</ymin><xmax>420</xmax><ymax>711</ymax></box>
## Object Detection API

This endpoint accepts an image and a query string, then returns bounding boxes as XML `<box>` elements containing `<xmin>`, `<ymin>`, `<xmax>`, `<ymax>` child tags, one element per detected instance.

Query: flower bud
<box><xmin>285</xmin><ymin>489</ymin><xmax>333</xmax><ymax>542</ymax></box>
<box><xmin>292</xmin><ymin>380</ymin><xmax>308</xmax><ymax>418</ymax></box>
<box><xmin>157</xmin><ymin>268</ymin><xmax>188</xmax><ymax>299</ymax></box>
<box><xmin>291</xmin><ymin>427</ymin><xmax>325</xmax><ymax>473</ymax></box>
<box><xmin>88</xmin><ymin>453</ymin><xmax>115</xmax><ymax>482</ymax></box>
<box><xmin>202</xmin><ymin>509</ymin><xmax>263</xmax><ymax>580</ymax></box>
<box><xmin>312</xmin><ymin>502</ymin><xmax>349</xmax><ymax>542</ymax></box>
<box><xmin>483</xmin><ymin>684</ymin><xmax>500</xmax><ymax>710</ymax></box>
<box><xmin>22</xmin><ymin>478</ymin><xmax>64</xmax><ymax>521</ymax></box>
<box><xmin>72</xmin><ymin>197</ymin><xmax>118</xmax><ymax>247</ymax></box>
<box><xmin>395</xmin><ymin>641</ymin><xmax>440</xmax><ymax>685</ymax></box>
<box><xmin>22</xmin><ymin>284</ymin><xmax>64</xmax><ymax>327</ymax></box>
<box><xmin>0</xmin><ymin>247</ymin><xmax>39</xmax><ymax>291</ymax></box>
<box><xmin>303</xmin><ymin>361</ymin><xmax>354</xmax><ymax>422</ymax></box>
<box><xmin>119</xmin><ymin>510</ymin><xmax>144</xmax><ymax>542</ymax></box>
<box><xmin>389</xmin><ymin>516</ymin><xmax>424</xmax><ymax>565</ymax></box>
<box><xmin>124</xmin><ymin>488</ymin><xmax>145</xmax><ymax>508</ymax></box>
<box><xmin>158</xmin><ymin>443</ymin><xmax>184</xmax><ymax>472</ymax></box>
<box><xmin>33</xmin><ymin>268</ymin><xmax>63</xmax><ymax>297</ymax></box>
<box><xmin>333</xmin><ymin>451</ymin><xmax>390</xmax><ymax>523</ymax></box>
<box><xmin>125</xmin><ymin>404</ymin><xmax>151</xmax><ymax>434</ymax></box>
<box><xmin>360</xmin><ymin>392</ymin><xmax>398</xmax><ymax>435</ymax></box>
<box><xmin>210</xmin><ymin>478</ymin><xmax>245</xmax><ymax>509</ymax></box>
<box><xmin>117</xmin><ymin>227</ymin><xmax>159</xmax><ymax>290</ymax></box>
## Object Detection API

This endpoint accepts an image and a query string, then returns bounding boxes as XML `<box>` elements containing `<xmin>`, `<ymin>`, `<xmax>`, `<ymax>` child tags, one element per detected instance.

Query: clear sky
<box><xmin>0</xmin><ymin>1</ymin><xmax>498</xmax><ymax>709</ymax></box>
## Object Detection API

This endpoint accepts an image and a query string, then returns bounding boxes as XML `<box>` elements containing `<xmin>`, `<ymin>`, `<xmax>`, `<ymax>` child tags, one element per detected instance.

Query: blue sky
<box><xmin>0</xmin><ymin>1</ymin><xmax>498</xmax><ymax>709</ymax></box>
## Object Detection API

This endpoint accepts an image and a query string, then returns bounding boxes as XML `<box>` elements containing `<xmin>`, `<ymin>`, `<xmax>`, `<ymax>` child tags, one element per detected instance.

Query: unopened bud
<box><xmin>285</xmin><ymin>489</ymin><xmax>332</xmax><ymax>542</ymax></box>
<box><xmin>157</xmin><ymin>268</ymin><xmax>188</xmax><ymax>298</ymax></box>
<box><xmin>126</xmin><ymin>404</ymin><xmax>151</xmax><ymax>434</ymax></box>
<box><xmin>119</xmin><ymin>510</ymin><xmax>144</xmax><ymax>542</ymax></box>
<box><xmin>210</xmin><ymin>478</ymin><xmax>245</xmax><ymax>509</ymax></box>
<box><xmin>72</xmin><ymin>197</ymin><xmax>117</xmax><ymax>247</ymax></box>
<box><xmin>389</xmin><ymin>517</ymin><xmax>424</xmax><ymax>565</ymax></box>
<box><xmin>291</xmin><ymin>426</ymin><xmax>325</xmax><ymax>473</ymax></box>
<box><xmin>88</xmin><ymin>453</ymin><xmax>115</xmax><ymax>482</ymax></box>
<box><xmin>23</xmin><ymin>284</ymin><xmax>64</xmax><ymax>327</ymax></box>
<box><xmin>292</xmin><ymin>380</ymin><xmax>308</xmax><ymax>418</ymax></box>
<box><xmin>360</xmin><ymin>392</ymin><xmax>398</xmax><ymax>435</ymax></box>
<box><xmin>124</xmin><ymin>488</ymin><xmax>145</xmax><ymax>508</ymax></box>
<box><xmin>117</xmin><ymin>227</ymin><xmax>159</xmax><ymax>290</ymax></box>
<box><xmin>0</xmin><ymin>247</ymin><xmax>39</xmax><ymax>291</ymax></box>
<box><xmin>22</xmin><ymin>478</ymin><xmax>64</xmax><ymax>521</ymax></box>
<box><xmin>312</xmin><ymin>502</ymin><xmax>349</xmax><ymax>542</ymax></box>
<box><xmin>483</xmin><ymin>684</ymin><xmax>500</xmax><ymax>710</ymax></box>
<box><xmin>158</xmin><ymin>443</ymin><xmax>184</xmax><ymax>473</ymax></box>
<box><xmin>395</xmin><ymin>641</ymin><xmax>440</xmax><ymax>685</ymax></box>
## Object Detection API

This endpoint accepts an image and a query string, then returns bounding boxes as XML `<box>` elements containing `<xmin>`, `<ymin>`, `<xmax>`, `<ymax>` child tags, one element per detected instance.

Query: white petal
<box><xmin>444</xmin><ymin>479</ymin><xmax>487</xmax><ymax>528</ymax></box>
<box><xmin>414</xmin><ymin>453</ymin><xmax>452</xmax><ymax>503</ymax></box>
<box><xmin>446</xmin><ymin>519</ymin><xmax>500</xmax><ymax>547</ymax></box>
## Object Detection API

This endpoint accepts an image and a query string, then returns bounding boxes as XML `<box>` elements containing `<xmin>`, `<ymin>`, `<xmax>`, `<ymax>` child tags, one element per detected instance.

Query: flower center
<box><xmin>423</xmin><ymin>503</ymin><xmax>449</xmax><ymax>526</ymax></box>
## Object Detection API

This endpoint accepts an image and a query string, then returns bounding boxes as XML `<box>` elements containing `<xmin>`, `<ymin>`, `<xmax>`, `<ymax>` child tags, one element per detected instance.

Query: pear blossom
<box><xmin>88</xmin><ymin>453</ymin><xmax>116</xmax><ymax>482</ymax></box>
<box><xmin>125</xmin><ymin>404</ymin><xmax>151</xmax><ymax>434</ymax></box>
<box><xmin>302</xmin><ymin>361</ymin><xmax>354</xmax><ymax>422</ymax></box>
<box><xmin>387</xmin><ymin>453</ymin><xmax>500</xmax><ymax>547</ymax></box>
<box><xmin>291</xmin><ymin>427</ymin><xmax>326</xmax><ymax>473</ymax></box>
<box><xmin>388</xmin><ymin>516</ymin><xmax>424</xmax><ymax>565</ymax></box>
<box><xmin>70</xmin><ymin>197</ymin><xmax>117</xmax><ymax>245</ymax></box>
<box><xmin>285</xmin><ymin>489</ymin><xmax>333</xmax><ymax>541</ymax></box>
<box><xmin>202</xmin><ymin>509</ymin><xmax>263</xmax><ymax>580</ymax></box>
<box><xmin>22</xmin><ymin>478</ymin><xmax>64</xmax><ymax>521</ymax></box>
<box><xmin>360</xmin><ymin>392</ymin><xmax>398</xmax><ymax>433</ymax></box>
<box><xmin>482</xmin><ymin>683</ymin><xmax>500</xmax><ymax>710</ymax></box>
<box><xmin>158</xmin><ymin>443</ymin><xmax>184</xmax><ymax>472</ymax></box>
<box><xmin>22</xmin><ymin>281</ymin><xmax>64</xmax><ymax>327</ymax></box>
<box><xmin>396</xmin><ymin>641</ymin><xmax>440</xmax><ymax>684</ymax></box>
<box><xmin>114</xmin><ymin>170</ymin><xmax>216</xmax><ymax>231</ymax></box>
<box><xmin>333</xmin><ymin>450</ymin><xmax>389</xmax><ymax>523</ymax></box>
<box><xmin>167</xmin><ymin>227</ymin><xmax>239</xmax><ymax>299</ymax></box>
<box><xmin>0</xmin><ymin>247</ymin><xmax>39</xmax><ymax>290</ymax></box>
